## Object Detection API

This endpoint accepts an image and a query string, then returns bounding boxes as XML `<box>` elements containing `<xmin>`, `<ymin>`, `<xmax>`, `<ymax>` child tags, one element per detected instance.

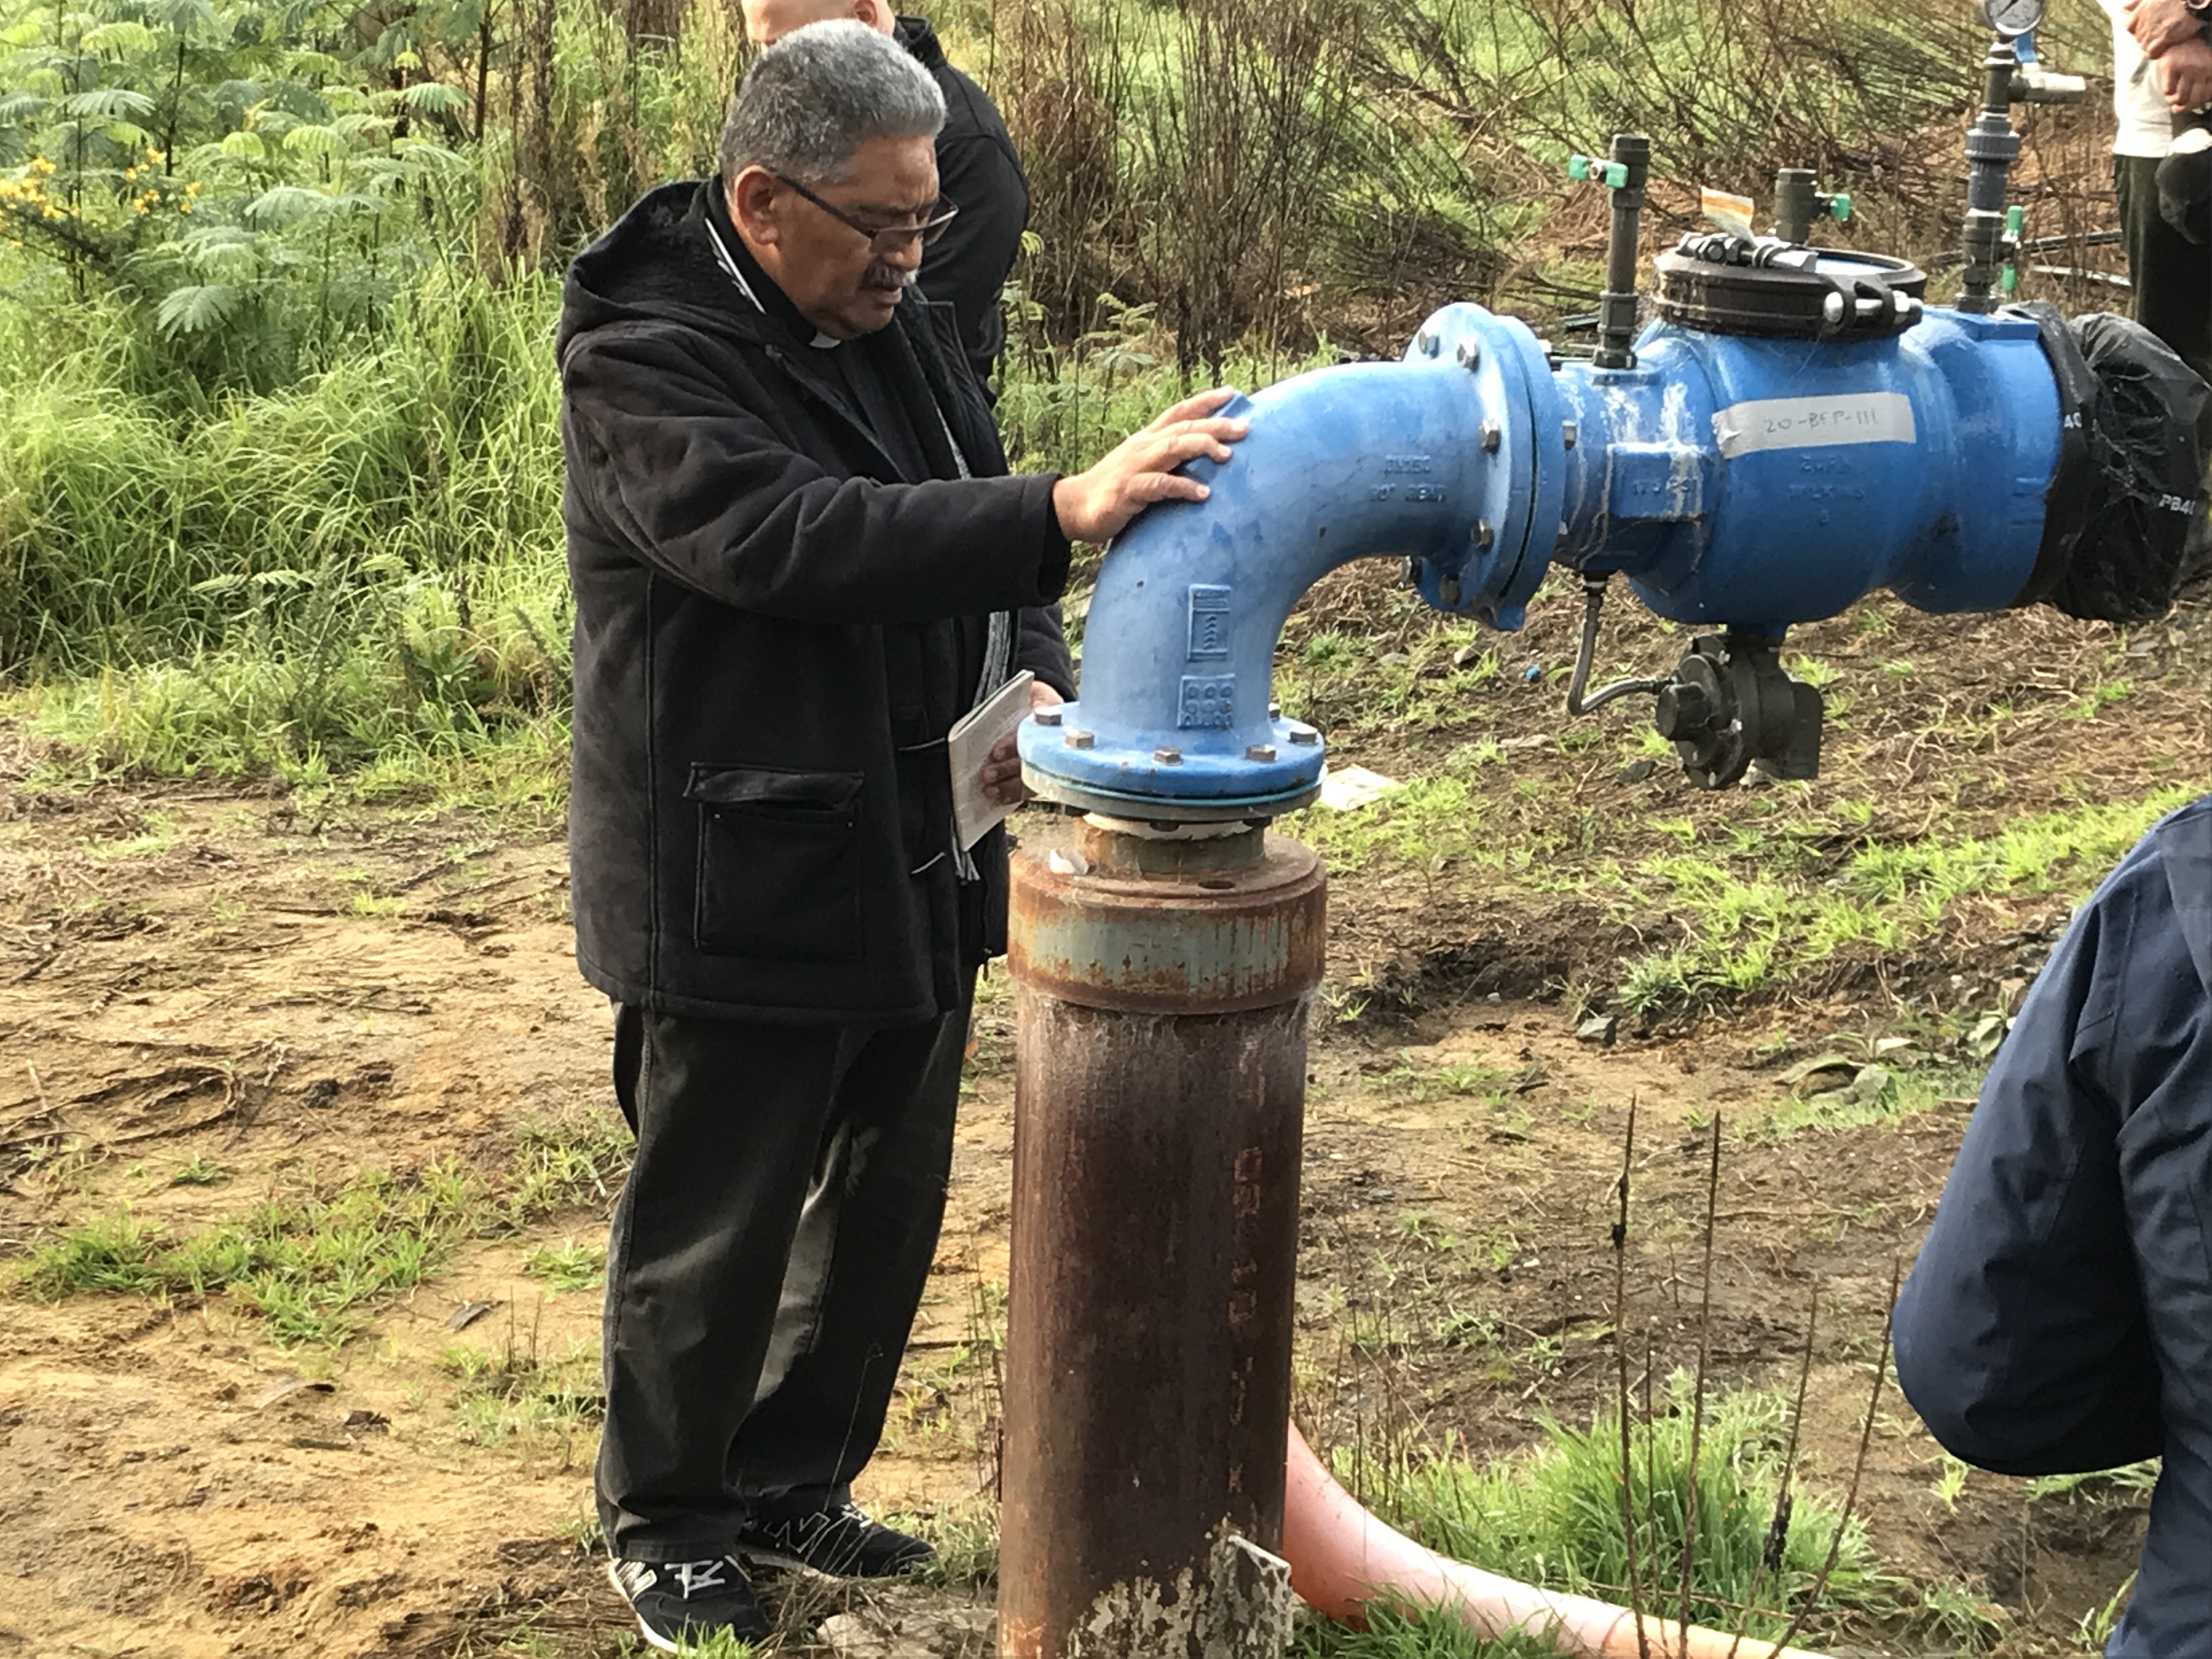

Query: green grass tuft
<box><xmin>15</xmin><ymin>1109</ymin><xmax>633</xmax><ymax>1345</ymax></box>
<box><xmin>444</xmin><ymin>1337</ymin><xmax>604</xmax><ymax>1444</ymax></box>
<box><xmin>1344</xmin><ymin>1379</ymin><xmax>1939</xmax><ymax>1647</ymax></box>
<box><xmin>522</xmin><ymin>1239</ymin><xmax>606</xmax><ymax>1293</ymax></box>
<box><xmin>1296</xmin><ymin>1605</ymin><xmax>1563</xmax><ymax>1658</ymax></box>
<box><xmin>18</xmin><ymin>1161</ymin><xmax>482</xmax><ymax>1345</ymax></box>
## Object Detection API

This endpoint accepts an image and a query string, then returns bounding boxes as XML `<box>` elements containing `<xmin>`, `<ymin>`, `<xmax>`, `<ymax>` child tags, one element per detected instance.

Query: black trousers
<box><xmin>595</xmin><ymin>977</ymin><xmax>972</xmax><ymax>1560</ymax></box>
<box><xmin>2118</xmin><ymin>154</ymin><xmax>2212</xmax><ymax>393</ymax></box>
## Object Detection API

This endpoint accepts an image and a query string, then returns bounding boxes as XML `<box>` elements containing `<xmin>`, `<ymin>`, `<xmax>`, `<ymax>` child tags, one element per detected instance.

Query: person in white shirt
<box><xmin>2100</xmin><ymin>0</ymin><xmax>2210</xmax><ymax>384</ymax></box>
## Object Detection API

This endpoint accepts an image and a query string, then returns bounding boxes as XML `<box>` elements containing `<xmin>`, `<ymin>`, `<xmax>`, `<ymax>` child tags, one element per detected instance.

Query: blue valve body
<box><xmin>1554</xmin><ymin>307</ymin><xmax>2062</xmax><ymax>629</ymax></box>
<box><xmin>1019</xmin><ymin>300</ymin><xmax>2064</xmax><ymax>819</ymax></box>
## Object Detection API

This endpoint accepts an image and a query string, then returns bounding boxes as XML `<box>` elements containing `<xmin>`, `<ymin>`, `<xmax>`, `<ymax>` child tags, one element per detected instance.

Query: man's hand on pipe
<box><xmin>1049</xmin><ymin>388</ymin><xmax>1249</xmax><ymax>545</ymax></box>
<box><xmin>2128</xmin><ymin>0</ymin><xmax>2208</xmax><ymax>57</ymax></box>
<box><xmin>980</xmin><ymin>680</ymin><xmax>1065</xmax><ymax>808</ymax></box>
<box><xmin>2158</xmin><ymin>35</ymin><xmax>2212</xmax><ymax>106</ymax></box>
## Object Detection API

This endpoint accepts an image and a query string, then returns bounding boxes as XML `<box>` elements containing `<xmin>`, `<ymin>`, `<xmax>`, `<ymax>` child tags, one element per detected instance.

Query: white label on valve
<box><xmin>1711</xmin><ymin>391</ymin><xmax>1916</xmax><ymax>459</ymax></box>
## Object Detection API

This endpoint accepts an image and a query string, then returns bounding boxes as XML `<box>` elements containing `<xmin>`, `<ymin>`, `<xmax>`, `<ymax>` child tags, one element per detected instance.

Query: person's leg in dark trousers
<box><xmin>730</xmin><ymin>969</ymin><xmax>975</xmax><ymax>1506</ymax></box>
<box><xmin>2120</xmin><ymin>154</ymin><xmax>2212</xmax><ymax>567</ymax></box>
<box><xmin>2119</xmin><ymin>154</ymin><xmax>2212</xmax><ymax>391</ymax></box>
<box><xmin>597</xmin><ymin>1007</ymin><xmax>858</xmax><ymax>1560</ymax></box>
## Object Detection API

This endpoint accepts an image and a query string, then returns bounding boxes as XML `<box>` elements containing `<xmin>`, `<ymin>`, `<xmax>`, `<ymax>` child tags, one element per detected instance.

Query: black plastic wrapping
<box><xmin>2011</xmin><ymin>303</ymin><xmax>2209</xmax><ymax>625</ymax></box>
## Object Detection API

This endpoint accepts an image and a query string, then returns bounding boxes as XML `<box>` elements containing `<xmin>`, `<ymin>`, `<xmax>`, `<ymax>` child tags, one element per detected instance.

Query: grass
<box><xmin>523</xmin><ymin>1239</ymin><xmax>606</xmax><ymax>1293</ymax></box>
<box><xmin>444</xmin><ymin>1334</ymin><xmax>603</xmax><ymax>1446</ymax></box>
<box><xmin>18</xmin><ymin>1161</ymin><xmax>482</xmax><ymax>1345</ymax></box>
<box><xmin>1296</xmin><ymin>1606</ymin><xmax>1565</xmax><ymax>1659</ymax></box>
<box><xmin>1344</xmin><ymin>1378</ymin><xmax>1979</xmax><ymax>1650</ymax></box>
<box><xmin>14</xmin><ymin>1108</ymin><xmax>633</xmax><ymax>1346</ymax></box>
<box><xmin>1285</xmin><ymin>690</ymin><xmax>2203</xmax><ymax>1015</ymax></box>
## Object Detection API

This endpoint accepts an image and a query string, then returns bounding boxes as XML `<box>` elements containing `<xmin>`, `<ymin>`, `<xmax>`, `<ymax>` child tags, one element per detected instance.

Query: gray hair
<box><xmin>719</xmin><ymin>20</ymin><xmax>945</xmax><ymax>187</ymax></box>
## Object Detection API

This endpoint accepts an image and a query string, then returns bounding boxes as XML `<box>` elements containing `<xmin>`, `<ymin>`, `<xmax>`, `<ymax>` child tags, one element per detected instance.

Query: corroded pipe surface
<box><xmin>1000</xmin><ymin>828</ymin><xmax>1324</xmax><ymax>1659</ymax></box>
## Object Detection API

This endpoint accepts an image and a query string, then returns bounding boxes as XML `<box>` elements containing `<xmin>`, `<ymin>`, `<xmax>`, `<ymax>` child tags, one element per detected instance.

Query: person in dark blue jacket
<box><xmin>1894</xmin><ymin>794</ymin><xmax>2212</xmax><ymax>1656</ymax></box>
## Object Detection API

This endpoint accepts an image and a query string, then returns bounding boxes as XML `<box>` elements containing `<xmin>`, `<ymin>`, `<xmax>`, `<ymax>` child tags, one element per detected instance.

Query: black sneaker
<box><xmin>606</xmin><ymin>1554</ymin><xmax>772</xmax><ymax>1653</ymax></box>
<box><xmin>736</xmin><ymin>1494</ymin><xmax>935</xmax><ymax>1578</ymax></box>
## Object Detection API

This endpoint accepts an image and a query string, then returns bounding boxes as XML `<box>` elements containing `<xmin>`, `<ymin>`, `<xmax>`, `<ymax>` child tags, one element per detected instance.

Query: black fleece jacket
<box><xmin>900</xmin><ymin>14</ymin><xmax>1029</xmax><ymax>388</ymax></box>
<box><xmin>558</xmin><ymin>179</ymin><xmax>1073</xmax><ymax>1025</ymax></box>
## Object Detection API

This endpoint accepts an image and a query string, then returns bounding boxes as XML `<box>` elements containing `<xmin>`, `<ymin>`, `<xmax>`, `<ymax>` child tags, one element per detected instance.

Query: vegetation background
<box><xmin>0</xmin><ymin>0</ymin><xmax>2125</xmax><ymax>802</ymax></box>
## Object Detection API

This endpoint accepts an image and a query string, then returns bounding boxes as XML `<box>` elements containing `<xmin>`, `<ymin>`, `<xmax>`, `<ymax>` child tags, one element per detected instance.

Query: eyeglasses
<box><xmin>771</xmin><ymin>173</ymin><xmax>959</xmax><ymax>257</ymax></box>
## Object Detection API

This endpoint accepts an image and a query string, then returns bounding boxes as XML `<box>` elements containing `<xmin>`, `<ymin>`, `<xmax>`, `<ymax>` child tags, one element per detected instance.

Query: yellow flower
<box><xmin>124</xmin><ymin>166</ymin><xmax>137</xmax><ymax>180</ymax></box>
<box><xmin>179</xmin><ymin>201</ymin><xmax>192</xmax><ymax>215</ymax></box>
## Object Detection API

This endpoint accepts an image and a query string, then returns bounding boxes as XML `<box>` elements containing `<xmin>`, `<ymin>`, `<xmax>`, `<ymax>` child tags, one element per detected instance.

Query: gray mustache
<box><xmin>864</xmin><ymin>264</ymin><xmax>920</xmax><ymax>293</ymax></box>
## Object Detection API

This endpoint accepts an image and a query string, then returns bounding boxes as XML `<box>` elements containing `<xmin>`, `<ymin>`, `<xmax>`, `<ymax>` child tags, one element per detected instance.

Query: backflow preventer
<box><xmin>998</xmin><ymin>14</ymin><xmax>2208</xmax><ymax>1657</ymax></box>
<box><xmin>1019</xmin><ymin>127</ymin><xmax>2205</xmax><ymax>814</ymax></box>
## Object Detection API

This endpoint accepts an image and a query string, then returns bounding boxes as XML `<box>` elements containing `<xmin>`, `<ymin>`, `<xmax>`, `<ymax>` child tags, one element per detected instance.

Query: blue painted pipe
<box><xmin>1019</xmin><ymin>297</ymin><xmax>2064</xmax><ymax>819</ymax></box>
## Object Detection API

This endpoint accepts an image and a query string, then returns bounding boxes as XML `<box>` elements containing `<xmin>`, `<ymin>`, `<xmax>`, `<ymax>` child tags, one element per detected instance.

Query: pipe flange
<box><xmin>1398</xmin><ymin>302</ymin><xmax>1566</xmax><ymax>631</ymax></box>
<box><xmin>1020</xmin><ymin>770</ymin><xmax>1323</xmax><ymax>824</ymax></box>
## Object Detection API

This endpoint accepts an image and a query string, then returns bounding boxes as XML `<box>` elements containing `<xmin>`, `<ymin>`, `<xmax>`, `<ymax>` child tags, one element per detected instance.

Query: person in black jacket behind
<box><xmin>559</xmin><ymin>21</ymin><xmax>1247</xmax><ymax>1652</ymax></box>
<box><xmin>743</xmin><ymin>0</ymin><xmax>1028</xmax><ymax>392</ymax></box>
<box><xmin>1893</xmin><ymin>795</ymin><xmax>2212</xmax><ymax>1656</ymax></box>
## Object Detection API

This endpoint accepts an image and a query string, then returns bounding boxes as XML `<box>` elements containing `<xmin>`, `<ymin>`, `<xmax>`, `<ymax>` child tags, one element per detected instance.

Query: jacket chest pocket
<box><xmin>685</xmin><ymin>764</ymin><xmax>865</xmax><ymax>962</ymax></box>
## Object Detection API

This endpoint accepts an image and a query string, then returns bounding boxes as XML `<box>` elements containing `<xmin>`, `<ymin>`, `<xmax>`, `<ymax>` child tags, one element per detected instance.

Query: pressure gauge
<box><xmin>1977</xmin><ymin>0</ymin><xmax>2046</xmax><ymax>37</ymax></box>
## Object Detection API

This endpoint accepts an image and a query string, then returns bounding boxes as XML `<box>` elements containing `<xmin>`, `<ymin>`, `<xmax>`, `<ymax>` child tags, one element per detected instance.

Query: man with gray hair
<box><xmin>558</xmin><ymin>20</ymin><xmax>1246</xmax><ymax>1651</ymax></box>
<box><xmin>742</xmin><ymin>0</ymin><xmax>1029</xmax><ymax>392</ymax></box>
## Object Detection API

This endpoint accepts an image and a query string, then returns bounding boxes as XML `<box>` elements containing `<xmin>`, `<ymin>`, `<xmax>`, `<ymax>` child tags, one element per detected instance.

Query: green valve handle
<box><xmin>2001</xmin><ymin>263</ymin><xmax>2021</xmax><ymax>295</ymax></box>
<box><xmin>2006</xmin><ymin>205</ymin><xmax>2025</xmax><ymax>237</ymax></box>
<box><xmin>1567</xmin><ymin>155</ymin><xmax>1630</xmax><ymax>189</ymax></box>
<box><xmin>1829</xmin><ymin>192</ymin><xmax>1852</xmax><ymax>223</ymax></box>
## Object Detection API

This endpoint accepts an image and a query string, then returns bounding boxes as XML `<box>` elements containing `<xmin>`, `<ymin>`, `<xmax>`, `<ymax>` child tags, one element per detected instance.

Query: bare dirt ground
<box><xmin>5</xmin><ymin>579</ymin><xmax>2199</xmax><ymax>1658</ymax></box>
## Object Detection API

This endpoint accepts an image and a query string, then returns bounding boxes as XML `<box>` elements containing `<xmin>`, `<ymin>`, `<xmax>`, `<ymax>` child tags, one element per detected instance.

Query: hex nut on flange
<box><xmin>1288</xmin><ymin>726</ymin><xmax>1319</xmax><ymax>746</ymax></box>
<box><xmin>1065</xmin><ymin>730</ymin><xmax>1096</xmax><ymax>749</ymax></box>
<box><xmin>1455</xmin><ymin>339</ymin><xmax>1481</xmax><ymax>369</ymax></box>
<box><xmin>1034</xmin><ymin>707</ymin><xmax>1063</xmax><ymax>727</ymax></box>
<box><xmin>1246</xmin><ymin>744</ymin><xmax>1278</xmax><ymax>762</ymax></box>
<box><xmin>1479</xmin><ymin>421</ymin><xmax>1503</xmax><ymax>453</ymax></box>
<box><xmin>1154</xmin><ymin>747</ymin><xmax>1184</xmax><ymax>765</ymax></box>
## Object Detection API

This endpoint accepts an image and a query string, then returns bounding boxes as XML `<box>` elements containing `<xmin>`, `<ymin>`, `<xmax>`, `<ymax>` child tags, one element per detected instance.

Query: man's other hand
<box><xmin>979</xmin><ymin>680</ymin><xmax>1065</xmax><ymax>808</ymax></box>
<box><xmin>1051</xmin><ymin>388</ymin><xmax>1250</xmax><ymax>545</ymax></box>
<box><xmin>2158</xmin><ymin>35</ymin><xmax>2212</xmax><ymax>108</ymax></box>
<box><xmin>2129</xmin><ymin>0</ymin><xmax>2207</xmax><ymax>58</ymax></box>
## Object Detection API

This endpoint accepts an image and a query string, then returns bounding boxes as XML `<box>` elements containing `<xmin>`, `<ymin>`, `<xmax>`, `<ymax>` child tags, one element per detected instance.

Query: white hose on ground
<box><xmin>1280</xmin><ymin>1423</ymin><xmax>1832</xmax><ymax>1659</ymax></box>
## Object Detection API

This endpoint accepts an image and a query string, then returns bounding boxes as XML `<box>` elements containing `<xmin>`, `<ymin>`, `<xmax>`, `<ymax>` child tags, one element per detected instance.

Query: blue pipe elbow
<box><xmin>1019</xmin><ymin>305</ymin><xmax>1567</xmax><ymax>820</ymax></box>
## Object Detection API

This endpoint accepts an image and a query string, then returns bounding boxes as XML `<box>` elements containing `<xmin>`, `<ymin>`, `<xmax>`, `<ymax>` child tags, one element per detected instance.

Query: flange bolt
<box><xmin>1479</xmin><ymin>420</ymin><xmax>1503</xmax><ymax>453</ymax></box>
<box><xmin>1154</xmin><ymin>747</ymin><xmax>1184</xmax><ymax>765</ymax></box>
<box><xmin>1288</xmin><ymin>726</ymin><xmax>1320</xmax><ymax>746</ymax></box>
<box><xmin>1066</xmin><ymin>729</ymin><xmax>1096</xmax><ymax>749</ymax></box>
<box><xmin>1455</xmin><ymin>338</ymin><xmax>1481</xmax><ymax>369</ymax></box>
<box><xmin>1562</xmin><ymin>420</ymin><xmax>1578</xmax><ymax>450</ymax></box>
<box><xmin>1034</xmin><ymin>707</ymin><xmax>1063</xmax><ymax>727</ymax></box>
<box><xmin>1246</xmin><ymin>743</ymin><xmax>1278</xmax><ymax>762</ymax></box>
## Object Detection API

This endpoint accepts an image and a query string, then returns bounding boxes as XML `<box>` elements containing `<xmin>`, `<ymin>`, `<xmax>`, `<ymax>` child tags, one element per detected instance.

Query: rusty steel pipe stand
<box><xmin>1001</xmin><ymin>818</ymin><xmax>1327</xmax><ymax>1659</ymax></box>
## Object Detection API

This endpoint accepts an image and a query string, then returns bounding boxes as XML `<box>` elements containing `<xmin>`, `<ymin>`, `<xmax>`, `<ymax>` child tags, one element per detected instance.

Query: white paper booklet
<box><xmin>948</xmin><ymin>669</ymin><xmax>1035</xmax><ymax>852</ymax></box>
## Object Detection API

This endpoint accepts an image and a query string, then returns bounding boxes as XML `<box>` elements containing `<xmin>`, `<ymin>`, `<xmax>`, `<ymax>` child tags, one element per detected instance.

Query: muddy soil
<box><xmin>1</xmin><ymin>584</ymin><xmax>2183</xmax><ymax>1658</ymax></box>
